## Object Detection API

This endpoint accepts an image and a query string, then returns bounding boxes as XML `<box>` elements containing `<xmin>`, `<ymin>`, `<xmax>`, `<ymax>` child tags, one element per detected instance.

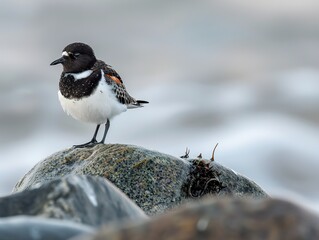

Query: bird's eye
<box><xmin>74</xmin><ymin>53</ymin><xmax>80</xmax><ymax>57</ymax></box>
<box><xmin>68</xmin><ymin>52</ymin><xmax>75</xmax><ymax>59</ymax></box>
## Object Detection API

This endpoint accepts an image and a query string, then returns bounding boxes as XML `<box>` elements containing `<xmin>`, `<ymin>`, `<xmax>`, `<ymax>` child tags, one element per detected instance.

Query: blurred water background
<box><xmin>1</xmin><ymin>0</ymin><xmax>319</xmax><ymax>210</ymax></box>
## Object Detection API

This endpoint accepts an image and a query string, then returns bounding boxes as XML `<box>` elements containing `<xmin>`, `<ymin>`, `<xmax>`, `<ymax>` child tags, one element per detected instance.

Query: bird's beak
<box><xmin>50</xmin><ymin>57</ymin><xmax>65</xmax><ymax>66</ymax></box>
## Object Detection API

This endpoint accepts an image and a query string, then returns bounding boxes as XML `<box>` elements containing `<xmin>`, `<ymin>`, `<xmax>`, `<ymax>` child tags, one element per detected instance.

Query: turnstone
<box><xmin>50</xmin><ymin>42</ymin><xmax>148</xmax><ymax>148</ymax></box>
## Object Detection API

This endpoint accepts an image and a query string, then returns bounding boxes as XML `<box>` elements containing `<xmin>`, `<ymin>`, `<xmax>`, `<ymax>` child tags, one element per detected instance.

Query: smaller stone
<box><xmin>1</xmin><ymin>175</ymin><xmax>147</xmax><ymax>226</ymax></box>
<box><xmin>0</xmin><ymin>216</ymin><xmax>93</xmax><ymax>240</ymax></box>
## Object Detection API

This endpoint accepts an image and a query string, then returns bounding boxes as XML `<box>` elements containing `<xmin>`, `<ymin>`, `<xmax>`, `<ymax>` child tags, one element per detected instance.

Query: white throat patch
<box><xmin>66</xmin><ymin>70</ymin><xmax>93</xmax><ymax>80</ymax></box>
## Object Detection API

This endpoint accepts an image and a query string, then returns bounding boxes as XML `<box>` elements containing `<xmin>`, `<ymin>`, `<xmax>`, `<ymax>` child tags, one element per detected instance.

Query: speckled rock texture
<box><xmin>13</xmin><ymin>144</ymin><xmax>267</xmax><ymax>215</ymax></box>
<box><xmin>3</xmin><ymin>175</ymin><xmax>147</xmax><ymax>226</ymax></box>
<box><xmin>0</xmin><ymin>216</ymin><xmax>93</xmax><ymax>240</ymax></box>
<box><xmin>76</xmin><ymin>198</ymin><xmax>319</xmax><ymax>240</ymax></box>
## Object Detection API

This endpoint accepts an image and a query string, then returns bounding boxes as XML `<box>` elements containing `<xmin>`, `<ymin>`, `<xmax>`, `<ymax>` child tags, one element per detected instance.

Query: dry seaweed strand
<box><xmin>210</xmin><ymin>143</ymin><xmax>219</xmax><ymax>162</ymax></box>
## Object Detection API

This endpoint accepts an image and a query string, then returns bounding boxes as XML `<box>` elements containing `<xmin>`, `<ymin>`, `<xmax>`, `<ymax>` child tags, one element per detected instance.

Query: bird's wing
<box><xmin>94</xmin><ymin>61</ymin><xmax>137</xmax><ymax>106</ymax></box>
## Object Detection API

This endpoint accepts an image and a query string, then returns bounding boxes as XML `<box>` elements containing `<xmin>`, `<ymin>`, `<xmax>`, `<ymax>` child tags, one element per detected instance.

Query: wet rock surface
<box><xmin>77</xmin><ymin>198</ymin><xmax>319</xmax><ymax>240</ymax></box>
<box><xmin>3</xmin><ymin>175</ymin><xmax>147</xmax><ymax>226</ymax></box>
<box><xmin>0</xmin><ymin>216</ymin><xmax>93</xmax><ymax>240</ymax></box>
<box><xmin>13</xmin><ymin>144</ymin><xmax>267</xmax><ymax>215</ymax></box>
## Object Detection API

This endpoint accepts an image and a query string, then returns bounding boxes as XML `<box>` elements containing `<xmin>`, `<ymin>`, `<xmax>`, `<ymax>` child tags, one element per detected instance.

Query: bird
<box><xmin>50</xmin><ymin>42</ymin><xmax>148</xmax><ymax>148</ymax></box>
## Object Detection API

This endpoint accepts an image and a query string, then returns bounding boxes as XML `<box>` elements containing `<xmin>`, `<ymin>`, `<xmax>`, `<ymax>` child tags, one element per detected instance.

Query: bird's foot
<box><xmin>73</xmin><ymin>139</ymin><xmax>98</xmax><ymax>149</ymax></box>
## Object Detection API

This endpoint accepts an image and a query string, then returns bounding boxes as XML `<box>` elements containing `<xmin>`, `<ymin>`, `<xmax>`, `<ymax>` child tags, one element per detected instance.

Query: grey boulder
<box><xmin>14</xmin><ymin>144</ymin><xmax>267</xmax><ymax>215</ymax></box>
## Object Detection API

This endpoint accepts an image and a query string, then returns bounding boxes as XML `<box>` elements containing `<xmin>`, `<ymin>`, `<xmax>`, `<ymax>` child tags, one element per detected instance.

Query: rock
<box><xmin>2</xmin><ymin>175</ymin><xmax>147</xmax><ymax>226</ymax></box>
<box><xmin>13</xmin><ymin>144</ymin><xmax>267</xmax><ymax>215</ymax></box>
<box><xmin>76</xmin><ymin>198</ymin><xmax>319</xmax><ymax>240</ymax></box>
<box><xmin>0</xmin><ymin>216</ymin><xmax>93</xmax><ymax>240</ymax></box>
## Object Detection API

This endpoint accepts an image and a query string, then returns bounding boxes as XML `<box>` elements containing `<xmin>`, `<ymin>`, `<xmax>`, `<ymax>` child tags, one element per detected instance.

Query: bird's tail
<box><xmin>137</xmin><ymin>100</ymin><xmax>149</xmax><ymax>105</ymax></box>
<box><xmin>127</xmin><ymin>100</ymin><xmax>149</xmax><ymax>109</ymax></box>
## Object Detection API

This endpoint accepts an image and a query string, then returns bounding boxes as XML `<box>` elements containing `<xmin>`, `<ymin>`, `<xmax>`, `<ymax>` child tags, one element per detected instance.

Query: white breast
<box><xmin>58</xmin><ymin>71</ymin><xmax>127</xmax><ymax>124</ymax></box>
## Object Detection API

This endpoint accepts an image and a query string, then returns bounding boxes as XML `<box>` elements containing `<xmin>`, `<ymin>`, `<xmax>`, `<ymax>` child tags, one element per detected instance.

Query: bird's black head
<box><xmin>50</xmin><ymin>42</ymin><xmax>97</xmax><ymax>73</ymax></box>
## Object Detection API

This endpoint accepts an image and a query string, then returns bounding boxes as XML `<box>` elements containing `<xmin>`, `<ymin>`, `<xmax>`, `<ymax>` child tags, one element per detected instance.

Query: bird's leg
<box><xmin>90</xmin><ymin>124</ymin><xmax>101</xmax><ymax>143</ymax></box>
<box><xmin>99</xmin><ymin>119</ymin><xmax>110</xmax><ymax>144</ymax></box>
<box><xmin>73</xmin><ymin>124</ymin><xmax>100</xmax><ymax>148</ymax></box>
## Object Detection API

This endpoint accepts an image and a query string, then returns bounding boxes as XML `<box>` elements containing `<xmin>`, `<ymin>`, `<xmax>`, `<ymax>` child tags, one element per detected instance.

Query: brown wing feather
<box><xmin>106</xmin><ymin>74</ymin><xmax>122</xmax><ymax>85</ymax></box>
